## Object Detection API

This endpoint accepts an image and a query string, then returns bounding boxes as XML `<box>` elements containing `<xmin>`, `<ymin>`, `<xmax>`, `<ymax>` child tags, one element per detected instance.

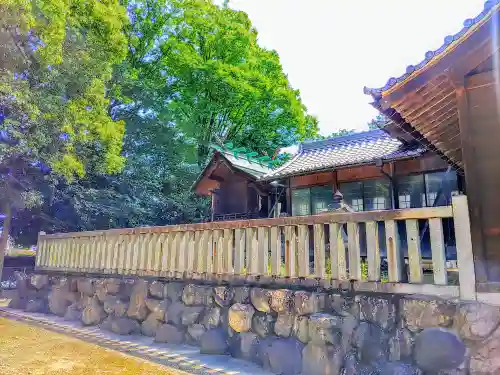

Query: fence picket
<box><xmin>429</xmin><ymin>218</ymin><xmax>447</xmax><ymax>285</ymax></box>
<box><xmin>366</xmin><ymin>221</ymin><xmax>380</xmax><ymax>281</ymax></box>
<box><xmin>385</xmin><ymin>220</ymin><xmax>402</xmax><ymax>282</ymax></box>
<box><xmin>330</xmin><ymin>223</ymin><xmax>347</xmax><ymax>280</ymax></box>
<box><xmin>314</xmin><ymin>224</ymin><xmax>326</xmax><ymax>278</ymax></box>
<box><xmin>406</xmin><ymin>219</ymin><xmax>423</xmax><ymax>283</ymax></box>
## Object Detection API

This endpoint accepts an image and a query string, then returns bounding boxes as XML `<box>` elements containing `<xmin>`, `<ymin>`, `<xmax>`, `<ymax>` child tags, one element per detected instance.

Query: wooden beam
<box><xmin>381</xmin><ymin>18</ymin><xmax>498</xmax><ymax>108</ymax></box>
<box><xmin>41</xmin><ymin>206</ymin><xmax>454</xmax><ymax>239</ymax></box>
<box><xmin>455</xmin><ymin>82</ymin><xmax>488</xmax><ymax>283</ymax></box>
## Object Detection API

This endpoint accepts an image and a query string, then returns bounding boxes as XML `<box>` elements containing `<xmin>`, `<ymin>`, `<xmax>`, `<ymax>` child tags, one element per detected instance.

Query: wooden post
<box><xmin>313</xmin><ymin>224</ymin><xmax>326</xmax><ymax>278</ymax></box>
<box><xmin>366</xmin><ymin>221</ymin><xmax>380</xmax><ymax>281</ymax></box>
<box><xmin>452</xmin><ymin>195</ymin><xmax>477</xmax><ymax>300</ymax></box>
<box><xmin>347</xmin><ymin>222</ymin><xmax>361</xmax><ymax>280</ymax></box>
<box><xmin>406</xmin><ymin>219</ymin><xmax>423</xmax><ymax>283</ymax></box>
<box><xmin>429</xmin><ymin>218</ymin><xmax>447</xmax><ymax>285</ymax></box>
<box><xmin>329</xmin><ymin>223</ymin><xmax>347</xmax><ymax>280</ymax></box>
<box><xmin>385</xmin><ymin>220</ymin><xmax>402</xmax><ymax>282</ymax></box>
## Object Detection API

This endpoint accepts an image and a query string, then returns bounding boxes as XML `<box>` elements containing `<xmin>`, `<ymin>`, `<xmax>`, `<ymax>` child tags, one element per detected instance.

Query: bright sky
<box><xmin>229</xmin><ymin>0</ymin><xmax>486</xmax><ymax>135</ymax></box>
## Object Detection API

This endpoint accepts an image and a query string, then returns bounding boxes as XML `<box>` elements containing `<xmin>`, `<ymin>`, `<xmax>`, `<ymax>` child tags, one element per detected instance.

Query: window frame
<box><xmin>394</xmin><ymin>169</ymin><xmax>459</xmax><ymax>209</ymax></box>
<box><xmin>291</xmin><ymin>184</ymin><xmax>334</xmax><ymax>216</ymax></box>
<box><xmin>339</xmin><ymin>178</ymin><xmax>392</xmax><ymax>212</ymax></box>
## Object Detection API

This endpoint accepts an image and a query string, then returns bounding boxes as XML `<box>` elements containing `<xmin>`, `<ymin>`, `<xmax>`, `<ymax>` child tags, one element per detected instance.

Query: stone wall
<box><xmin>6</xmin><ymin>272</ymin><xmax>500</xmax><ymax>375</ymax></box>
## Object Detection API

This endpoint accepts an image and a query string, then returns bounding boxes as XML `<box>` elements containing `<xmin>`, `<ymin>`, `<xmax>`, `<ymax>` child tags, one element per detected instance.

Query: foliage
<box><xmin>122</xmin><ymin>0</ymin><xmax>318</xmax><ymax>166</ymax></box>
<box><xmin>367</xmin><ymin>114</ymin><xmax>389</xmax><ymax>130</ymax></box>
<box><xmin>7</xmin><ymin>0</ymin><xmax>318</xmax><ymax>245</ymax></box>
<box><xmin>314</xmin><ymin>128</ymin><xmax>356</xmax><ymax>140</ymax></box>
<box><xmin>0</xmin><ymin>0</ymin><xmax>129</xmax><ymax>253</ymax></box>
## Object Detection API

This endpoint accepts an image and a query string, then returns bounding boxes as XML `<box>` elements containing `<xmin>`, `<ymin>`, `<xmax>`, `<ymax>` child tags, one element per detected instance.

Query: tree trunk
<box><xmin>0</xmin><ymin>203</ymin><xmax>12</xmax><ymax>283</ymax></box>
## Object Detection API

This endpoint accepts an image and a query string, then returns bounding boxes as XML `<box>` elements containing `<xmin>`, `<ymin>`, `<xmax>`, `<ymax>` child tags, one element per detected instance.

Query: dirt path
<box><xmin>0</xmin><ymin>317</ymin><xmax>188</xmax><ymax>375</ymax></box>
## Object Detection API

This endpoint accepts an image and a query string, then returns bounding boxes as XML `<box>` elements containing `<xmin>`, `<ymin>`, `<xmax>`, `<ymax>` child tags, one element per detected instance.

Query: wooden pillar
<box><xmin>286</xmin><ymin>178</ymin><xmax>292</xmax><ymax>215</ymax></box>
<box><xmin>455</xmin><ymin>70</ymin><xmax>500</xmax><ymax>284</ymax></box>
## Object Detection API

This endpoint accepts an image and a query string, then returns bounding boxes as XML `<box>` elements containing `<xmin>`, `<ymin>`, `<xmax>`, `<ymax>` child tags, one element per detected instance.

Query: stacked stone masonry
<box><xmin>7</xmin><ymin>272</ymin><xmax>500</xmax><ymax>375</ymax></box>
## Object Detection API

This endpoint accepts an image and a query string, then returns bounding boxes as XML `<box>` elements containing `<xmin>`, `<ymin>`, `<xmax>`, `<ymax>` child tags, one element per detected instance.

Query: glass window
<box><xmin>396</xmin><ymin>174</ymin><xmax>425</xmax><ymax>209</ymax></box>
<box><xmin>340</xmin><ymin>181</ymin><xmax>363</xmax><ymax>212</ymax></box>
<box><xmin>292</xmin><ymin>189</ymin><xmax>310</xmax><ymax>216</ymax></box>
<box><xmin>311</xmin><ymin>185</ymin><xmax>333</xmax><ymax>214</ymax></box>
<box><xmin>425</xmin><ymin>171</ymin><xmax>458</xmax><ymax>207</ymax></box>
<box><xmin>364</xmin><ymin>179</ymin><xmax>391</xmax><ymax>210</ymax></box>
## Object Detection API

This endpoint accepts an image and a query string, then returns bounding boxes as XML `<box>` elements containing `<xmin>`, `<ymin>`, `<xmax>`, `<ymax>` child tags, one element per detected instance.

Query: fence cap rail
<box><xmin>39</xmin><ymin>206</ymin><xmax>453</xmax><ymax>240</ymax></box>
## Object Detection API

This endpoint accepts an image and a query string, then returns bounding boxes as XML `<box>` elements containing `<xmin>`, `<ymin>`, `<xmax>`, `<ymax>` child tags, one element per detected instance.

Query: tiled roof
<box><xmin>219</xmin><ymin>149</ymin><xmax>272</xmax><ymax>178</ymax></box>
<box><xmin>260</xmin><ymin>130</ymin><xmax>424</xmax><ymax>180</ymax></box>
<box><xmin>364</xmin><ymin>0</ymin><xmax>500</xmax><ymax>97</ymax></box>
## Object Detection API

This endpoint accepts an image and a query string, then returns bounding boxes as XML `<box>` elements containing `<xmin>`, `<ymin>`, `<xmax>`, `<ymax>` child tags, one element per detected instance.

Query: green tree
<box><xmin>367</xmin><ymin>114</ymin><xmax>389</xmax><ymax>130</ymax></box>
<box><xmin>9</xmin><ymin>0</ymin><xmax>318</xmax><ymax>245</ymax></box>
<box><xmin>314</xmin><ymin>128</ymin><xmax>356</xmax><ymax>140</ymax></box>
<box><xmin>122</xmin><ymin>0</ymin><xmax>318</xmax><ymax>166</ymax></box>
<box><xmin>0</xmin><ymin>0</ymin><xmax>128</xmax><ymax>269</ymax></box>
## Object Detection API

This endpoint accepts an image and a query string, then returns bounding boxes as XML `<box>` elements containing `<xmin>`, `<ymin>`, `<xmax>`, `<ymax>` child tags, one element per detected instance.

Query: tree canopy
<box><xmin>4</xmin><ymin>0</ymin><xmax>317</xmax><ymax>246</ymax></box>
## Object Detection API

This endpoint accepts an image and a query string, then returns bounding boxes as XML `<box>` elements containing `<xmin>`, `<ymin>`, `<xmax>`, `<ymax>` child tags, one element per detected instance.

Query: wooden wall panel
<box><xmin>459</xmin><ymin>71</ymin><xmax>500</xmax><ymax>282</ymax></box>
<box><xmin>290</xmin><ymin>172</ymin><xmax>334</xmax><ymax>188</ymax></box>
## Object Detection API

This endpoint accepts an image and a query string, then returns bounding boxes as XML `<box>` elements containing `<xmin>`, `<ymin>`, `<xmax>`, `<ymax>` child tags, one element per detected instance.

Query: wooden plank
<box><xmin>40</xmin><ymin>206</ymin><xmax>454</xmax><ymax>240</ymax></box>
<box><xmin>365</xmin><ymin>221</ymin><xmax>380</xmax><ymax>281</ymax></box>
<box><xmin>62</xmin><ymin>240</ymin><xmax>70</xmax><ymax>270</ymax></box>
<box><xmin>313</xmin><ymin>224</ymin><xmax>326</xmax><ymax>278</ymax></box>
<box><xmin>193</xmin><ymin>231</ymin><xmax>201</xmax><ymax>273</ymax></box>
<box><xmin>452</xmin><ymin>195</ymin><xmax>477</xmax><ymax>300</ymax></box>
<box><xmin>66</xmin><ymin>239</ymin><xmax>74</xmax><ymax>270</ymax></box>
<box><xmin>97</xmin><ymin>237</ymin><xmax>105</xmax><ymax>272</ymax></box>
<box><xmin>429</xmin><ymin>218</ymin><xmax>448</xmax><ymax>285</ymax></box>
<box><xmin>53</xmin><ymin>240</ymin><xmax>61</xmax><ymax>270</ymax></box>
<box><xmin>177</xmin><ymin>231</ymin><xmax>187</xmax><ymax>274</ymax></box>
<box><xmin>55</xmin><ymin>240</ymin><xmax>62</xmax><ymax>270</ymax></box>
<box><xmin>105</xmin><ymin>236</ymin><xmax>115</xmax><ymax>272</ymax></box>
<box><xmin>138</xmin><ymin>234</ymin><xmax>149</xmax><ymax>273</ymax></box>
<box><xmin>214</xmin><ymin>230</ymin><xmax>223</xmax><ymax>274</ymax></box>
<box><xmin>92</xmin><ymin>238</ymin><xmax>100</xmax><ymax>272</ymax></box>
<box><xmin>179</xmin><ymin>231</ymin><xmax>188</xmax><ymax>274</ymax></box>
<box><xmin>59</xmin><ymin>240</ymin><xmax>67</xmax><ymax>271</ymax></box>
<box><xmin>35</xmin><ymin>238</ymin><xmax>44</xmax><ymax>268</ymax></box>
<box><xmin>223</xmin><ymin>229</ymin><xmax>233</xmax><ymax>274</ymax></box>
<box><xmin>257</xmin><ymin>227</ymin><xmax>269</xmax><ymax>275</ymax></box>
<box><xmin>78</xmin><ymin>239</ymin><xmax>85</xmax><ymax>271</ymax></box>
<box><xmin>130</xmin><ymin>235</ymin><xmax>140</xmax><ymax>275</ymax></box>
<box><xmin>205</xmin><ymin>230</ymin><xmax>213</xmax><ymax>273</ymax></box>
<box><xmin>270</xmin><ymin>226</ymin><xmax>281</xmax><ymax>276</ymax></box>
<box><xmin>234</xmin><ymin>229</ymin><xmax>245</xmax><ymax>275</ymax></box>
<box><xmin>169</xmin><ymin>232</ymin><xmax>179</xmax><ymax>274</ymax></box>
<box><xmin>297</xmin><ymin>225</ymin><xmax>310</xmax><ymax>277</ymax></box>
<box><xmin>385</xmin><ymin>220</ymin><xmax>403</xmax><ymax>282</ymax></box>
<box><xmin>85</xmin><ymin>238</ymin><xmax>94</xmax><ymax>272</ymax></box>
<box><xmin>186</xmin><ymin>231</ymin><xmax>196</xmax><ymax>273</ymax></box>
<box><xmin>347</xmin><ymin>222</ymin><xmax>361</xmax><ymax>280</ymax></box>
<box><xmin>114</xmin><ymin>235</ymin><xmax>125</xmax><ymax>273</ymax></box>
<box><xmin>245</xmin><ymin>227</ymin><xmax>258</xmax><ymax>274</ymax></box>
<box><xmin>89</xmin><ymin>237</ymin><xmax>98</xmax><ymax>271</ymax></box>
<box><xmin>45</xmin><ymin>240</ymin><xmax>52</xmax><ymax>270</ymax></box>
<box><xmin>37</xmin><ymin>239</ymin><xmax>47</xmax><ymax>268</ymax></box>
<box><xmin>158</xmin><ymin>233</ymin><xmax>169</xmax><ymax>275</ymax></box>
<box><xmin>284</xmin><ymin>226</ymin><xmax>297</xmax><ymax>277</ymax></box>
<box><xmin>330</xmin><ymin>223</ymin><xmax>347</xmax><ymax>280</ymax></box>
<box><xmin>194</xmin><ymin>231</ymin><xmax>205</xmax><ymax>273</ymax></box>
<box><xmin>406</xmin><ymin>219</ymin><xmax>423</xmax><ymax>283</ymax></box>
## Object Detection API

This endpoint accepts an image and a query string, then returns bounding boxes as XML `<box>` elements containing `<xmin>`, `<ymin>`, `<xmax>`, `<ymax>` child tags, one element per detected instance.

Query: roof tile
<box><xmin>260</xmin><ymin>130</ymin><xmax>424</xmax><ymax>180</ymax></box>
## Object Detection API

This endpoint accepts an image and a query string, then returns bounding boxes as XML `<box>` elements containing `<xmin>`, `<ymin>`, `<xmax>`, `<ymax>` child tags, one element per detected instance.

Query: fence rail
<box><xmin>35</xmin><ymin>195</ymin><xmax>476</xmax><ymax>299</ymax></box>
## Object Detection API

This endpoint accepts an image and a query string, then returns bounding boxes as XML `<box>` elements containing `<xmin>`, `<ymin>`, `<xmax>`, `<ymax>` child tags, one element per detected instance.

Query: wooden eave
<box><xmin>192</xmin><ymin>152</ymin><xmax>267</xmax><ymax>196</ymax></box>
<box><xmin>369</xmin><ymin>6</ymin><xmax>500</xmax><ymax>171</ymax></box>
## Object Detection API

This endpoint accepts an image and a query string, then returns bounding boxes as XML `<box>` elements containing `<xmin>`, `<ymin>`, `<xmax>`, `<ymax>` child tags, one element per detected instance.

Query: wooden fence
<box><xmin>35</xmin><ymin>195</ymin><xmax>476</xmax><ymax>299</ymax></box>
